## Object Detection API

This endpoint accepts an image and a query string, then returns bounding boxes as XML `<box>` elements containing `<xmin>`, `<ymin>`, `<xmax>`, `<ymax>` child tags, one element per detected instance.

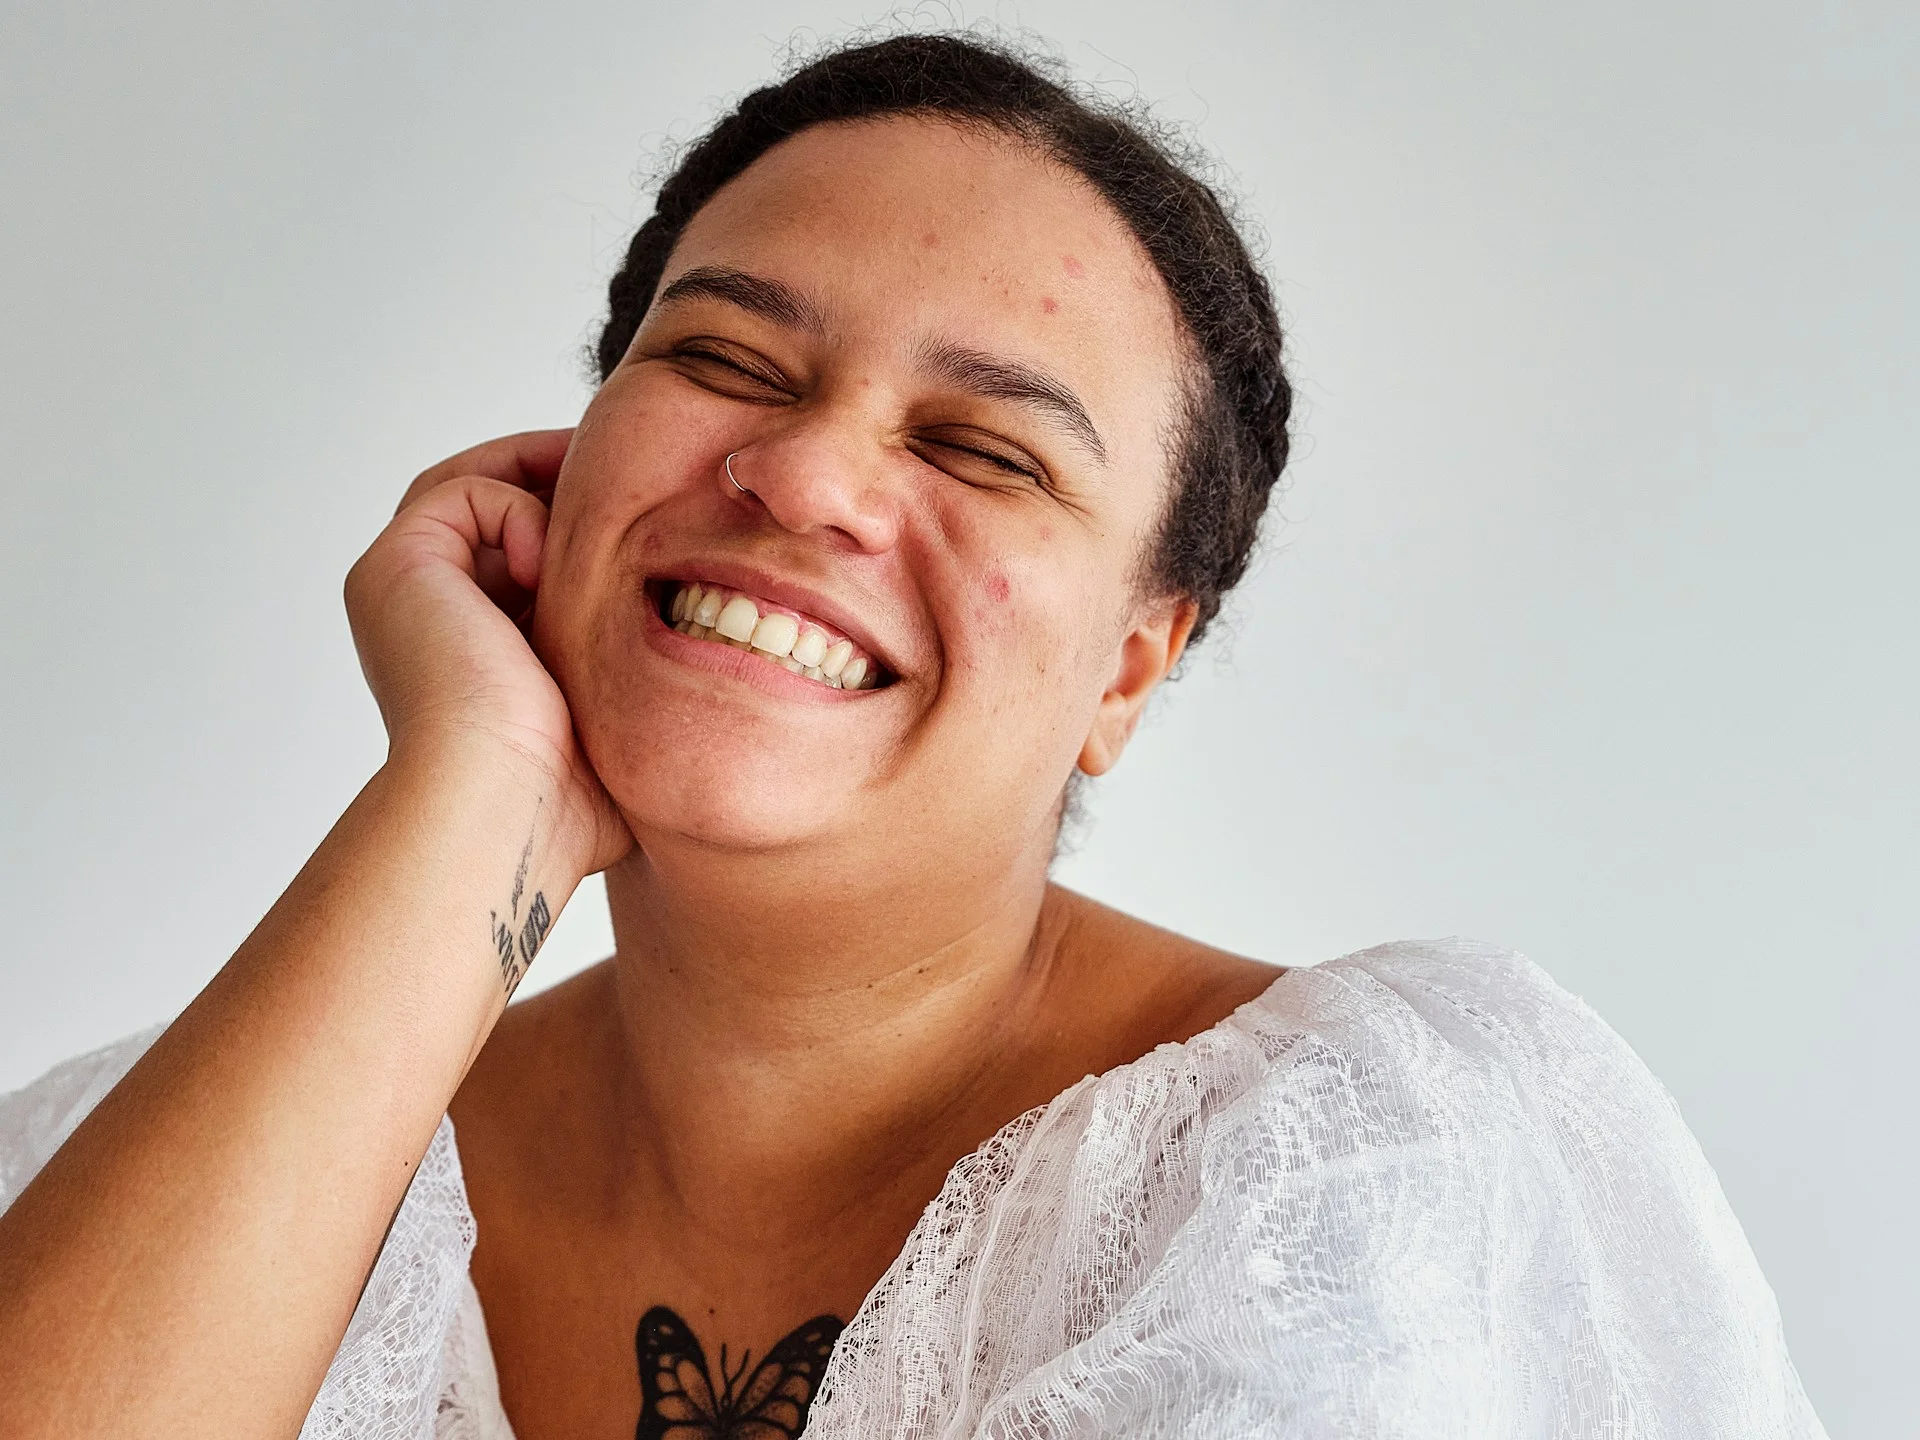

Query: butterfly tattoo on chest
<box><xmin>635</xmin><ymin>1305</ymin><xmax>843</xmax><ymax>1440</ymax></box>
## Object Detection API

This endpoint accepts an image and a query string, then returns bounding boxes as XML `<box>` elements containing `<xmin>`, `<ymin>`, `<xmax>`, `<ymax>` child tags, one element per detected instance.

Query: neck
<box><xmin>596</xmin><ymin>826</ymin><xmax>1066</xmax><ymax>1232</ymax></box>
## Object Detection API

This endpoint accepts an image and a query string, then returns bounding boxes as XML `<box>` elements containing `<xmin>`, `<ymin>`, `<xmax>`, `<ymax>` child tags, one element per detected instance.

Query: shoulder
<box><xmin>1210</xmin><ymin>939</ymin><xmax>1821</xmax><ymax>1430</ymax></box>
<box><xmin>1294</xmin><ymin>935</ymin><xmax>1645</xmax><ymax>1081</ymax></box>
<box><xmin>820</xmin><ymin>937</ymin><xmax>1822</xmax><ymax>1436</ymax></box>
<box><xmin>1235</xmin><ymin>936</ymin><xmax>1698</xmax><ymax>1197</ymax></box>
<box><xmin>1315</xmin><ymin>934</ymin><xmax>1600</xmax><ymax>1023</ymax></box>
<box><xmin>1042</xmin><ymin>885</ymin><xmax>1285</xmax><ymax>1059</ymax></box>
<box><xmin>1267</xmin><ymin>937</ymin><xmax>1716</xmax><ymax>1181</ymax></box>
<box><xmin>1288</xmin><ymin>933</ymin><xmax>1589</xmax><ymax>1024</ymax></box>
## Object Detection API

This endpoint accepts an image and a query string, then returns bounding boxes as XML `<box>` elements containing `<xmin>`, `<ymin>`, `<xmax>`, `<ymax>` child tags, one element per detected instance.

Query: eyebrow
<box><xmin>654</xmin><ymin>264</ymin><xmax>1108</xmax><ymax>465</ymax></box>
<box><xmin>653</xmin><ymin>265</ymin><xmax>828</xmax><ymax>334</ymax></box>
<box><xmin>914</xmin><ymin>339</ymin><xmax>1109</xmax><ymax>465</ymax></box>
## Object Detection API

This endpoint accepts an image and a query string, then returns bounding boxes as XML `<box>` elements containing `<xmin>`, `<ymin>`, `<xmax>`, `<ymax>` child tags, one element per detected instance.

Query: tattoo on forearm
<box><xmin>490</xmin><ymin>825</ymin><xmax>552</xmax><ymax>997</ymax></box>
<box><xmin>635</xmin><ymin>1305</ymin><xmax>842</xmax><ymax>1439</ymax></box>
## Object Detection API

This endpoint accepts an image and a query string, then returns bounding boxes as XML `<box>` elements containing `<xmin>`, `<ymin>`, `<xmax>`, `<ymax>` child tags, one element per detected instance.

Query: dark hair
<box><xmin>594</xmin><ymin>31</ymin><xmax>1290</xmax><ymax>646</ymax></box>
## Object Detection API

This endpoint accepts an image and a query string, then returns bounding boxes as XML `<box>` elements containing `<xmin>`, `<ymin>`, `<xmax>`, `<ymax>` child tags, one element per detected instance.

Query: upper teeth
<box><xmin>667</xmin><ymin>581</ymin><xmax>879</xmax><ymax>690</ymax></box>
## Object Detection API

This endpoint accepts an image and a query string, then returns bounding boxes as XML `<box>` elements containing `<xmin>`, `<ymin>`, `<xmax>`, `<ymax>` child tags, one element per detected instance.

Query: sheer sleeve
<box><xmin>805</xmin><ymin>939</ymin><xmax>1826</xmax><ymax>1439</ymax></box>
<box><xmin>298</xmin><ymin>1113</ymin><xmax>478</xmax><ymax>1440</ymax></box>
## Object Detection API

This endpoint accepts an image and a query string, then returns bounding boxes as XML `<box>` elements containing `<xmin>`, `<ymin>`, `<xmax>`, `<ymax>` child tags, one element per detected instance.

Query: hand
<box><xmin>345</xmin><ymin>429</ymin><xmax>631</xmax><ymax>874</ymax></box>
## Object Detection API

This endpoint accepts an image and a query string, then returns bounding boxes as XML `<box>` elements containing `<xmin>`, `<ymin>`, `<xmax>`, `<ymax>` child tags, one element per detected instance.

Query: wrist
<box><xmin>379</xmin><ymin>726</ymin><xmax>601</xmax><ymax>886</ymax></box>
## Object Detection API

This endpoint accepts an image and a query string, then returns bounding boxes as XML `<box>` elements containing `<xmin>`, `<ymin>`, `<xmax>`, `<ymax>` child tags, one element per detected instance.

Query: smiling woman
<box><xmin>0</xmin><ymin>30</ymin><xmax>1824</xmax><ymax>1440</ymax></box>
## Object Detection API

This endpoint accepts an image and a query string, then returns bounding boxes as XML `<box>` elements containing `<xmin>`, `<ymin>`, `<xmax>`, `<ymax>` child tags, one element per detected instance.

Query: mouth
<box><xmin>651</xmin><ymin>578</ymin><xmax>891</xmax><ymax>691</ymax></box>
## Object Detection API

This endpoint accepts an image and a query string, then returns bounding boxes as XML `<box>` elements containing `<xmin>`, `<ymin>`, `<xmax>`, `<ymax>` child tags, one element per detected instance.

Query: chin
<box><xmin>591</xmin><ymin>720</ymin><xmax>854</xmax><ymax>854</ymax></box>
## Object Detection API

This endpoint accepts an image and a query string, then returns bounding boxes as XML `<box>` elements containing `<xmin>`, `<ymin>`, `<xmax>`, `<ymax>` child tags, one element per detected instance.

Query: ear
<box><xmin>1077</xmin><ymin>596</ymin><xmax>1198</xmax><ymax>777</ymax></box>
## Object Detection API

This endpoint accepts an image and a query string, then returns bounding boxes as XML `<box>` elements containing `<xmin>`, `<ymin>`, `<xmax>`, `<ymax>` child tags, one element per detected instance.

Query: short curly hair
<box><xmin>594</xmin><ymin>32</ymin><xmax>1291</xmax><ymax>646</ymax></box>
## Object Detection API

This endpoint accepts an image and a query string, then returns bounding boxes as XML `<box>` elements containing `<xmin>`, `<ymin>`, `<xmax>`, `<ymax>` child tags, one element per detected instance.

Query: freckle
<box><xmin>1041</xmin><ymin>296</ymin><xmax>1058</xmax><ymax>314</ymax></box>
<box><xmin>922</xmin><ymin>231</ymin><xmax>941</xmax><ymax>247</ymax></box>
<box><xmin>1063</xmin><ymin>255</ymin><xmax>1085</xmax><ymax>277</ymax></box>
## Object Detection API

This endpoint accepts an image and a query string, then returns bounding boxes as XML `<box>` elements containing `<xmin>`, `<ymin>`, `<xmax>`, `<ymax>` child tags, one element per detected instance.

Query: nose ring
<box><xmin>724</xmin><ymin>451</ymin><xmax>752</xmax><ymax>496</ymax></box>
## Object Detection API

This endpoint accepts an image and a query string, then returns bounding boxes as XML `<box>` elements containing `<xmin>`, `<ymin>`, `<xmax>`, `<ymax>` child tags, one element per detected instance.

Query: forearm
<box><xmin>0</xmin><ymin>743</ymin><xmax>583</xmax><ymax>1438</ymax></box>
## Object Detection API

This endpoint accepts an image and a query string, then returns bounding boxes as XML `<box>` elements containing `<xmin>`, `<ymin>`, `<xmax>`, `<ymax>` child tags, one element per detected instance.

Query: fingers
<box><xmin>396</xmin><ymin>428</ymin><xmax>574</xmax><ymax>515</ymax></box>
<box><xmin>393</xmin><ymin>475</ymin><xmax>551</xmax><ymax>592</ymax></box>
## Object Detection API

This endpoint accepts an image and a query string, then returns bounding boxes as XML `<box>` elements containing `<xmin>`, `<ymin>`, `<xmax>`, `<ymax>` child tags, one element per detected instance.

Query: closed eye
<box><xmin>911</xmin><ymin>433</ymin><xmax>1048</xmax><ymax>488</ymax></box>
<box><xmin>670</xmin><ymin>342</ymin><xmax>794</xmax><ymax>400</ymax></box>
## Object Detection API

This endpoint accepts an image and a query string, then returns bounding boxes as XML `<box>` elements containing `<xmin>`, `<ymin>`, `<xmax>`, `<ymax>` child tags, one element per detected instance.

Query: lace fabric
<box><xmin>0</xmin><ymin>1026</ymin><xmax>492</xmax><ymax>1440</ymax></box>
<box><xmin>434</xmin><ymin>1277</ymin><xmax>515</xmax><ymax>1440</ymax></box>
<box><xmin>807</xmin><ymin>940</ymin><xmax>1824</xmax><ymax>1437</ymax></box>
<box><xmin>0</xmin><ymin>940</ymin><xmax>1826</xmax><ymax>1438</ymax></box>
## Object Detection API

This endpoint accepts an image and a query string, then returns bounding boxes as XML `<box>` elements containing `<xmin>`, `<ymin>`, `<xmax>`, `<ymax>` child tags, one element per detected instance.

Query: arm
<box><xmin>0</xmin><ymin>431</ymin><xmax>629</xmax><ymax>1438</ymax></box>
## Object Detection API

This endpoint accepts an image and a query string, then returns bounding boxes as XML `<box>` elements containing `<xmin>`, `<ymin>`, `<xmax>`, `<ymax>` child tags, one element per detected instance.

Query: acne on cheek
<box><xmin>962</xmin><ymin>570</ymin><xmax>1013</xmax><ymax>634</ymax></box>
<box><xmin>972</xmin><ymin>566</ymin><xmax>1098</xmax><ymax>672</ymax></box>
<box><xmin>955</xmin><ymin>565</ymin><xmax>1106</xmax><ymax>697</ymax></box>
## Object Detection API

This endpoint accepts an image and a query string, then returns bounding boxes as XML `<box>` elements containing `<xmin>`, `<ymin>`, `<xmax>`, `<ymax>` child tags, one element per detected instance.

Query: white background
<box><xmin>3</xmin><ymin>2</ymin><xmax>1912</xmax><ymax>1432</ymax></box>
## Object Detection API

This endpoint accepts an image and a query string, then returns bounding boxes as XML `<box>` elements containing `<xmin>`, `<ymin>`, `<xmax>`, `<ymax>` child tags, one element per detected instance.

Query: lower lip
<box><xmin>641</xmin><ymin>597</ymin><xmax>874</xmax><ymax>703</ymax></box>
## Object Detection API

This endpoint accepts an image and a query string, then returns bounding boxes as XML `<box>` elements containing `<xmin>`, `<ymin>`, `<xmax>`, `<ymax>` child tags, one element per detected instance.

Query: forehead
<box><xmin>665</xmin><ymin>116</ymin><xmax>1187</xmax><ymax>460</ymax></box>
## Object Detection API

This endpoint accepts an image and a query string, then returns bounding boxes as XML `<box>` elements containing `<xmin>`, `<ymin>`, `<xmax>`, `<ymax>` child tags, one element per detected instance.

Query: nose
<box><xmin>719</xmin><ymin>425</ymin><xmax>902</xmax><ymax>554</ymax></box>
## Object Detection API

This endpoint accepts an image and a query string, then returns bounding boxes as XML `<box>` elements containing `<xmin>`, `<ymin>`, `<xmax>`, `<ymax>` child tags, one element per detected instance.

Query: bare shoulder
<box><xmin>1041</xmin><ymin>884</ymin><xmax>1285</xmax><ymax>1060</ymax></box>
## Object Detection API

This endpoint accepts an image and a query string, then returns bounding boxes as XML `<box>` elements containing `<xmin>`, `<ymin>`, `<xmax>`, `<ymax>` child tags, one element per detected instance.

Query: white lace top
<box><xmin>0</xmin><ymin>939</ymin><xmax>1826</xmax><ymax>1438</ymax></box>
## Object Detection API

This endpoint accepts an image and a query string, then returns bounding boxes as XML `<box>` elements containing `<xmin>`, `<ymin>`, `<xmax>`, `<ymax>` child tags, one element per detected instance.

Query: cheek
<box><xmin>531</xmin><ymin>395</ymin><xmax>694</xmax><ymax>675</ymax></box>
<box><xmin>570</xmin><ymin>367</ymin><xmax>741</xmax><ymax>505</ymax></box>
<box><xmin>927</xmin><ymin>509</ymin><xmax>1122</xmax><ymax>731</ymax></box>
<box><xmin>542</xmin><ymin>383</ymin><xmax>722</xmax><ymax>588</ymax></box>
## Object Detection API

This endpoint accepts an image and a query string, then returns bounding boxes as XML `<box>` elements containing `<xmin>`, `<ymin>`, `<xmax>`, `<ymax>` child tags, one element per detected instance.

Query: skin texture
<box><xmin>0</xmin><ymin>116</ymin><xmax>1277</xmax><ymax>1439</ymax></box>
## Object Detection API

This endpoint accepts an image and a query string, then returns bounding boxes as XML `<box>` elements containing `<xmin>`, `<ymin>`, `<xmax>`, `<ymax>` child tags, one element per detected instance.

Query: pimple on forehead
<box><xmin>1062</xmin><ymin>254</ymin><xmax>1085</xmax><ymax>277</ymax></box>
<box><xmin>1041</xmin><ymin>296</ymin><xmax>1058</xmax><ymax>314</ymax></box>
<box><xmin>922</xmin><ymin>230</ymin><xmax>941</xmax><ymax>247</ymax></box>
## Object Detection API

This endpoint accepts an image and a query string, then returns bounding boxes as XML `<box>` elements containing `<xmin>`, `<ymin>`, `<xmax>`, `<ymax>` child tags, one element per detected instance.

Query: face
<box><xmin>534</xmin><ymin>117</ymin><xmax>1194</xmax><ymax>874</ymax></box>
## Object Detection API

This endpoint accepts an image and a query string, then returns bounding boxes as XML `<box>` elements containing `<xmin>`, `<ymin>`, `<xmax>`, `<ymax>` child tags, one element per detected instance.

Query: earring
<box><xmin>724</xmin><ymin>452</ymin><xmax>752</xmax><ymax>496</ymax></box>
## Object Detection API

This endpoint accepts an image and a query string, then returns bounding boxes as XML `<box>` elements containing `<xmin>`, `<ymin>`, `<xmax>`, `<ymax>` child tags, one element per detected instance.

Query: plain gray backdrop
<box><xmin>2</xmin><ymin>2</ymin><xmax>1912</xmax><ymax>1432</ymax></box>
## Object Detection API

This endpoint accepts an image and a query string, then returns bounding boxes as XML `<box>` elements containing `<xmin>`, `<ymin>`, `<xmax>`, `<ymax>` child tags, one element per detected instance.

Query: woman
<box><xmin>0</xmin><ymin>33</ymin><xmax>1822</xmax><ymax>1440</ymax></box>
